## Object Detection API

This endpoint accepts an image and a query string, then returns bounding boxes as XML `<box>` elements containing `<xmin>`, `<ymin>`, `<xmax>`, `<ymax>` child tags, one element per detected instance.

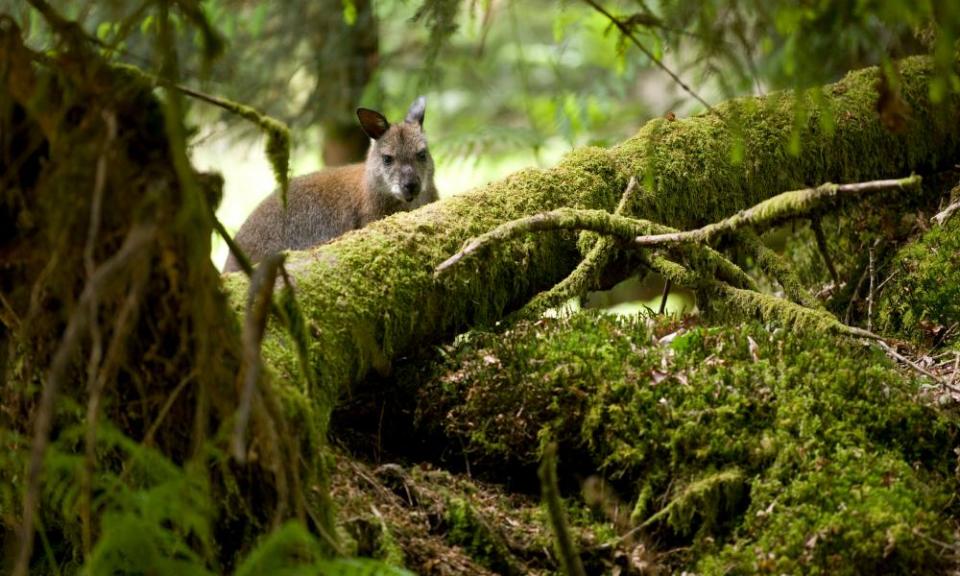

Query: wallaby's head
<box><xmin>357</xmin><ymin>96</ymin><xmax>434</xmax><ymax>204</ymax></box>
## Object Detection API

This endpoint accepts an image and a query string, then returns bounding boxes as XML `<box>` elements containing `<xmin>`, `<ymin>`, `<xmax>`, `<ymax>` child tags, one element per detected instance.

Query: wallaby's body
<box><xmin>223</xmin><ymin>97</ymin><xmax>437</xmax><ymax>272</ymax></box>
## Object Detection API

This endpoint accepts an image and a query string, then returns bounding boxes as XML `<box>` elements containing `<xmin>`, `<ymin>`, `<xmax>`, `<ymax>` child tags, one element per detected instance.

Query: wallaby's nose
<box><xmin>402</xmin><ymin>180</ymin><xmax>420</xmax><ymax>201</ymax></box>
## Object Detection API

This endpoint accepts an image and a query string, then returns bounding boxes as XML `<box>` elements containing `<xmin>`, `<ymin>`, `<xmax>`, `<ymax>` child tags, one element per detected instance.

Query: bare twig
<box><xmin>80</xmin><ymin>108</ymin><xmax>115</xmax><ymax>557</ymax></box>
<box><xmin>143</xmin><ymin>371</ymin><xmax>196</xmax><ymax>447</ymax></box>
<box><xmin>580</xmin><ymin>0</ymin><xmax>715</xmax><ymax>114</ymax></box>
<box><xmin>844</xmin><ymin>263</ymin><xmax>870</xmax><ymax>324</ymax></box>
<box><xmin>870</xmin><ymin>338</ymin><xmax>960</xmax><ymax>393</ymax></box>
<box><xmin>811</xmin><ymin>218</ymin><xmax>840</xmax><ymax>287</ymax></box>
<box><xmin>16</xmin><ymin>223</ymin><xmax>155</xmax><ymax>576</ymax></box>
<box><xmin>0</xmin><ymin>292</ymin><xmax>20</xmax><ymax>329</ymax></box>
<box><xmin>950</xmin><ymin>353</ymin><xmax>959</xmax><ymax>389</ymax></box>
<box><xmin>866</xmin><ymin>239</ymin><xmax>879</xmax><ymax>332</ymax></box>
<box><xmin>931</xmin><ymin>199</ymin><xmax>960</xmax><ymax>226</ymax></box>
<box><xmin>81</xmin><ymin>260</ymin><xmax>148</xmax><ymax>551</ymax></box>
<box><xmin>658</xmin><ymin>279</ymin><xmax>672</xmax><ymax>315</ymax></box>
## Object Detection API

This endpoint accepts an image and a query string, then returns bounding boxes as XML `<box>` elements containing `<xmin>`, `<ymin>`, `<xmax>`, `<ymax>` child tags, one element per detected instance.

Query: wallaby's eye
<box><xmin>382</xmin><ymin>154</ymin><xmax>394</xmax><ymax>166</ymax></box>
<box><xmin>416</xmin><ymin>150</ymin><xmax>427</xmax><ymax>162</ymax></box>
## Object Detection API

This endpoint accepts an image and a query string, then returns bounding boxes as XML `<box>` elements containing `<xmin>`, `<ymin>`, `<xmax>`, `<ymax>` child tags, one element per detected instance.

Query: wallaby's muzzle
<box><xmin>401</xmin><ymin>178</ymin><xmax>420</xmax><ymax>201</ymax></box>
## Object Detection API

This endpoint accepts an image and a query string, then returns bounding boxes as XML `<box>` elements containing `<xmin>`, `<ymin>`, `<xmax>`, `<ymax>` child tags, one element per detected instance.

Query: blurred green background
<box><xmin>8</xmin><ymin>0</ymin><xmax>958</xmax><ymax>305</ymax></box>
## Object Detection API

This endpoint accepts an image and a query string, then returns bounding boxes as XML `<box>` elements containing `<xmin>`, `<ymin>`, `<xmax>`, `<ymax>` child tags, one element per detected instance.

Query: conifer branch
<box><xmin>580</xmin><ymin>0</ymin><xmax>715</xmax><ymax>113</ymax></box>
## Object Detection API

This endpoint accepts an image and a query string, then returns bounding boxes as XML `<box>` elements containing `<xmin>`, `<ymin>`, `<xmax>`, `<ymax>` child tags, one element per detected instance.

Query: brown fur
<box><xmin>223</xmin><ymin>97</ymin><xmax>437</xmax><ymax>272</ymax></box>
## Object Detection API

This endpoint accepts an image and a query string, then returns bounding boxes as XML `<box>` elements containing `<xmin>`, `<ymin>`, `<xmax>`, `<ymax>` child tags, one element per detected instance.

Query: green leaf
<box><xmin>342</xmin><ymin>0</ymin><xmax>358</xmax><ymax>26</ymax></box>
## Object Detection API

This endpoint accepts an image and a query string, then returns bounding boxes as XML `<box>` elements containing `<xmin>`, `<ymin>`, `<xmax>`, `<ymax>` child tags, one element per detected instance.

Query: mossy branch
<box><xmin>738</xmin><ymin>229</ymin><xmax>820</xmax><ymax>308</ymax></box>
<box><xmin>112</xmin><ymin>63</ymin><xmax>291</xmax><ymax>200</ymax></box>
<box><xmin>517</xmin><ymin>177</ymin><xmax>642</xmax><ymax>318</ymax></box>
<box><xmin>436</xmin><ymin>208</ymin><xmax>752</xmax><ymax>289</ymax></box>
<box><xmin>632</xmin><ymin>175</ymin><xmax>921</xmax><ymax>248</ymax></box>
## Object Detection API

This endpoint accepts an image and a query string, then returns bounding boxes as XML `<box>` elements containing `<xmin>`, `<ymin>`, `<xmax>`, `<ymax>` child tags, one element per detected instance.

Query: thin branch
<box><xmin>867</xmin><ymin>239</ymin><xmax>879</xmax><ymax>332</ymax></box>
<box><xmin>580</xmin><ymin>0</ymin><xmax>715</xmax><ymax>113</ymax></box>
<box><xmin>658</xmin><ymin>279</ymin><xmax>672</xmax><ymax>315</ymax></box>
<box><xmin>81</xmin><ymin>261</ymin><xmax>148</xmax><ymax>553</ymax></box>
<box><xmin>15</xmin><ymin>223</ymin><xmax>156</xmax><ymax>576</ymax></box>
<box><xmin>871</xmin><ymin>339</ymin><xmax>960</xmax><ymax>393</ymax></box>
<box><xmin>844</xmin><ymin>262</ymin><xmax>870</xmax><ymax>324</ymax></box>
<box><xmin>811</xmin><ymin>218</ymin><xmax>840</xmax><ymax>287</ymax></box>
<box><xmin>632</xmin><ymin>176</ymin><xmax>921</xmax><ymax>248</ymax></box>
<box><xmin>80</xmin><ymin>108</ymin><xmax>115</xmax><ymax>557</ymax></box>
<box><xmin>436</xmin><ymin>208</ymin><xmax>658</xmax><ymax>275</ymax></box>
<box><xmin>435</xmin><ymin>208</ymin><xmax>755</xmax><ymax>291</ymax></box>
<box><xmin>231</xmin><ymin>253</ymin><xmax>285</xmax><ymax>462</ymax></box>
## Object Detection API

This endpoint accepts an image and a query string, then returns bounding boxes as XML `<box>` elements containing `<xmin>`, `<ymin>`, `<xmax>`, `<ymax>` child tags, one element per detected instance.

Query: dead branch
<box><xmin>932</xmin><ymin>199</ymin><xmax>960</xmax><ymax>226</ymax></box>
<box><xmin>811</xmin><ymin>218</ymin><xmax>841</xmax><ymax>287</ymax></box>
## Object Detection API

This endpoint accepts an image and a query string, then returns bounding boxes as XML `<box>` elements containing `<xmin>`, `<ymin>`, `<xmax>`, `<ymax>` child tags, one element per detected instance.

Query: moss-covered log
<box><xmin>233</xmin><ymin>56</ymin><xmax>960</xmax><ymax>432</ymax></box>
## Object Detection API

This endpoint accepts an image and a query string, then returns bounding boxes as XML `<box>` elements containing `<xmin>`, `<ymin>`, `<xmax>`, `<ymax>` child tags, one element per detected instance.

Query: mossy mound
<box><xmin>413</xmin><ymin>312</ymin><xmax>958</xmax><ymax>573</ymax></box>
<box><xmin>877</xmin><ymin>217</ymin><xmax>960</xmax><ymax>346</ymax></box>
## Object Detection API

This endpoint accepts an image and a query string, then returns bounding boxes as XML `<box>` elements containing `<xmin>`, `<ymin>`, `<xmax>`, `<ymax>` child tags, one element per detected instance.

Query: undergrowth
<box><xmin>411</xmin><ymin>311</ymin><xmax>958</xmax><ymax>573</ymax></box>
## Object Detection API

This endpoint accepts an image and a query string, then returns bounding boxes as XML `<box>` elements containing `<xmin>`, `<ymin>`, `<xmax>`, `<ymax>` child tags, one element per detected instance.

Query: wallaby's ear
<box><xmin>405</xmin><ymin>96</ymin><xmax>426</xmax><ymax>127</ymax></box>
<box><xmin>357</xmin><ymin>108</ymin><xmax>390</xmax><ymax>140</ymax></box>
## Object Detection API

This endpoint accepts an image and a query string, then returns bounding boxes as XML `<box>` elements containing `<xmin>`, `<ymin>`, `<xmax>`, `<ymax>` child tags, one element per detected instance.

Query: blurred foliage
<box><xmin>7</xmin><ymin>0</ymin><xmax>958</xmax><ymax>166</ymax></box>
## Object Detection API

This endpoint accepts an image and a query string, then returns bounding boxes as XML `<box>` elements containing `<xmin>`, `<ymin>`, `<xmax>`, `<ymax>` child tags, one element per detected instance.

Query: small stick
<box><xmin>931</xmin><ymin>199</ymin><xmax>960</xmax><ymax>227</ymax></box>
<box><xmin>811</xmin><ymin>218</ymin><xmax>840</xmax><ymax>287</ymax></box>
<box><xmin>658</xmin><ymin>279</ymin><xmax>672</xmax><ymax>315</ymax></box>
<box><xmin>80</xmin><ymin>109</ymin><xmax>116</xmax><ymax>557</ymax></box>
<box><xmin>870</xmin><ymin>339</ymin><xmax>960</xmax><ymax>393</ymax></box>
<box><xmin>844</xmin><ymin>264</ymin><xmax>869</xmax><ymax>324</ymax></box>
<box><xmin>949</xmin><ymin>353</ymin><xmax>959</xmax><ymax>390</ymax></box>
<box><xmin>867</xmin><ymin>239</ymin><xmax>879</xmax><ymax>332</ymax></box>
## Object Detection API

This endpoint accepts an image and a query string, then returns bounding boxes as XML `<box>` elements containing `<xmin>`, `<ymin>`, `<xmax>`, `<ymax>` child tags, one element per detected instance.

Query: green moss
<box><xmin>444</xmin><ymin>497</ymin><xmax>522</xmax><ymax>575</ymax></box>
<box><xmin>877</xmin><ymin>218</ymin><xmax>960</xmax><ymax>344</ymax></box>
<box><xmin>641</xmin><ymin>468</ymin><xmax>747</xmax><ymax>539</ymax></box>
<box><xmin>414</xmin><ymin>312</ymin><xmax>957</xmax><ymax>572</ymax></box>
<box><xmin>700</xmin><ymin>450</ymin><xmax>950</xmax><ymax>575</ymax></box>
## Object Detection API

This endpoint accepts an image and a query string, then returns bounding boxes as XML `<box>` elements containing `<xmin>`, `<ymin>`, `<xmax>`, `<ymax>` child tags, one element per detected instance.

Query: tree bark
<box><xmin>313</xmin><ymin>0</ymin><xmax>379</xmax><ymax>166</ymax></box>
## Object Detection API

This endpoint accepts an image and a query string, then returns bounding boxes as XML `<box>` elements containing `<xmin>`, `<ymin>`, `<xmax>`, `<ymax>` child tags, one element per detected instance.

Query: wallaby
<box><xmin>223</xmin><ymin>96</ymin><xmax>438</xmax><ymax>272</ymax></box>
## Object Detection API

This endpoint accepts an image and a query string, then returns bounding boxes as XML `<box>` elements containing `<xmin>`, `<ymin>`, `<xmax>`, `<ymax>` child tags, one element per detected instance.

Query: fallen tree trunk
<box><xmin>234</xmin><ymin>56</ymin><xmax>960</xmax><ymax>430</ymax></box>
